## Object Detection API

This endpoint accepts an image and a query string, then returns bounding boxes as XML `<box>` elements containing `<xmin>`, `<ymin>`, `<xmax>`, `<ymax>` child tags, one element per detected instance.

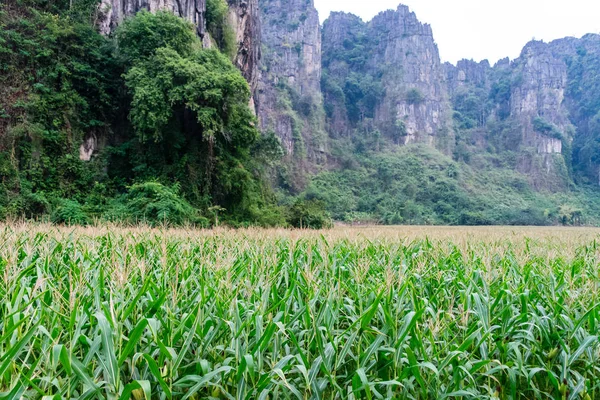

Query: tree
<box><xmin>558</xmin><ymin>205</ymin><xmax>583</xmax><ymax>225</ymax></box>
<box><xmin>406</xmin><ymin>88</ymin><xmax>425</xmax><ymax>105</ymax></box>
<box><xmin>116</xmin><ymin>11</ymin><xmax>269</xmax><ymax>222</ymax></box>
<box><xmin>287</xmin><ymin>199</ymin><xmax>332</xmax><ymax>229</ymax></box>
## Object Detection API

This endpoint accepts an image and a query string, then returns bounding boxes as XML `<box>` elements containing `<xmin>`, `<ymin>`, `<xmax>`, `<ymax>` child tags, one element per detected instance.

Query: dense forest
<box><xmin>2</xmin><ymin>0</ymin><xmax>600</xmax><ymax>227</ymax></box>
<box><xmin>0</xmin><ymin>0</ymin><xmax>313</xmax><ymax>227</ymax></box>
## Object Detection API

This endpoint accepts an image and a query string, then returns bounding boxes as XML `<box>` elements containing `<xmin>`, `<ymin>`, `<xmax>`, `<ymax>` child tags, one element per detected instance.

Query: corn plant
<box><xmin>0</xmin><ymin>226</ymin><xmax>599</xmax><ymax>399</ymax></box>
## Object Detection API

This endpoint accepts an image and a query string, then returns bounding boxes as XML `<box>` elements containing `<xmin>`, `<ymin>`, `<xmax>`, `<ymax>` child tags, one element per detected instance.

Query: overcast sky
<box><xmin>314</xmin><ymin>0</ymin><xmax>600</xmax><ymax>64</ymax></box>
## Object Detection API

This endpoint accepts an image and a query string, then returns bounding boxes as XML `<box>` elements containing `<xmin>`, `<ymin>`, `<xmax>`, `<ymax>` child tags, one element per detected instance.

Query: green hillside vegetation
<box><xmin>304</xmin><ymin>142</ymin><xmax>597</xmax><ymax>225</ymax></box>
<box><xmin>2</xmin><ymin>1</ymin><xmax>600</xmax><ymax>227</ymax></box>
<box><xmin>0</xmin><ymin>3</ymin><xmax>288</xmax><ymax>227</ymax></box>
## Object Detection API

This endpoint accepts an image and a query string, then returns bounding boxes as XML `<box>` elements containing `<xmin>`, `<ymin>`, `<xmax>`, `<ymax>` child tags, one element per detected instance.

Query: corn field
<box><xmin>1</xmin><ymin>224</ymin><xmax>600</xmax><ymax>399</ymax></box>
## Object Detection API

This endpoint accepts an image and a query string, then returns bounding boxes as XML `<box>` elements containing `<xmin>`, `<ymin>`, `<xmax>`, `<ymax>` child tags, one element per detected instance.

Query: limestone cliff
<box><xmin>257</xmin><ymin>0</ymin><xmax>327</xmax><ymax>169</ymax></box>
<box><xmin>508</xmin><ymin>41</ymin><xmax>573</xmax><ymax>189</ymax></box>
<box><xmin>227</xmin><ymin>0</ymin><xmax>261</xmax><ymax>107</ymax></box>
<box><xmin>510</xmin><ymin>41</ymin><xmax>572</xmax><ymax>152</ymax></box>
<box><xmin>95</xmin><ymin>0</ymin><xmax>600</xmax><ymax>192</ymax></box>
<box><xmin>370</xmin><ymin>6</ymin><xmax>451</xmax><ymax>147</ymax></box>
<box><xmin>445</xmin><ymin>59</ymin><xmax>491</xmax><ymax>97</ymax></box>
<box><xmin>98</xmin><ymin>0</ymin><xmax>207</xmax><ymax>39</ymax></box>
<box><xmin>322</xmin><ymin>6</ymin><xmax>452</xmax><ymax>150</ymax></box>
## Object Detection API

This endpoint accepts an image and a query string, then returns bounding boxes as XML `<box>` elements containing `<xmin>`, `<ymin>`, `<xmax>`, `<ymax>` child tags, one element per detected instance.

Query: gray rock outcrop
<box><xmin>322</xmin><ymin>6</ymin><xmax>452</xmax><ymax>150</ymax></box>
<box><xmin>98</xmin><ymin>0</ymin><xmax>207</xmax><ymax>39</ymax></box>
<box><xmin>257</xmin><ymin>0</ymin><xmax>326</xmax><ymax>165</ymax></box>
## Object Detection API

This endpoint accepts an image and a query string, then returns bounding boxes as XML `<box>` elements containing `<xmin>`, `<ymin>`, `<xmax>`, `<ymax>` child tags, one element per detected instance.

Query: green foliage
<box><xmin>0</xmin><ymin>6</ymin><xmax>120</xmax><ymax>216</ymax></box>
<box><xmin>107</xmin><ymin>182</ymin><xmax>206</xmax><ymax>226</ymax></box>
<box><xmin>451</xmin><ymin>86</ymin><xmax>489</xmax><ymax>129</ymax></box>
<box><xmin>116</xmin><ymin>10</ymin><xmax>196</xmax><ymax>61</ymax></box>
<box><xmin>287</xmin><ymin>199</ymin><xmax>332</xmax><ymax>229</ymax></box>
<box><xmin>322</xmin><ymin>15</ymin><xmax>371</xmax><ymax>70</ymax></box>
<box><xmin>206</xmin><ymin>0</ymin><xmax>228</xmax><ymax>31</ymax></box>
<box><xmin>51</xmin><ymin>198</ymin><xmax>90</xmax><ymax>225</ymax></box>
<box><xmin>489</xmin><ymin>73</ymin><xmax>512</xmax><ymax>120</ymax></box>
<box><xmin>124</xmin><ymin>47</ymin><xmax>254</xmax><ymax>143</ymax></box>
<box><xmin>558</xmin><ymin>204</ymin><xmax>583</xmax><ymax>225</ymax></box>
<box><xmin>114</xmin><ymin>11</ymin><xmax>271</xmax><ymax>223</ymax></box>
<box><xmin>533</xmin><ymin>116</ymin><xmax>563</xmax><ymax>139</ymax></box>
<box><xmin>252</xmin><ymin>131</ymin><xmax>285</xmax><ymax>167</ymax></box>
<box><xmin>405</xmin><ymin>87</ymin><xmax>425</xmax><ymax>105</ymax></box>
<box><xmin>9</xmin><ymin>0</ymin><xmax>103</xmax><ymax>21</ymax></box>
<box><xmin>321</xmin><ymin>72</ymin><xmax>345</xmax><ymax>119</ymax></box>
<box><xmin>206</xmin><ymin>0</ymin><xmax>236</xmax><ymax>58</ymax></box>
<box><xmin>342</xmin><ymin>73</ymin><xmax>384</xmax><ymax>123</ymax></box>
<box><xmin>273</xmin><ymin>81</ymin><xmax>307</xmax><ymax>160</ymax></box>
<box><xmin>3</xmin><ymin>181</ymin><xmax>51</xmax><ymax>219</ymax></box>
<box><xmin>306</xmin><ymin>143</ymin><xmax>600</xmax><ymax>226</ymax></box>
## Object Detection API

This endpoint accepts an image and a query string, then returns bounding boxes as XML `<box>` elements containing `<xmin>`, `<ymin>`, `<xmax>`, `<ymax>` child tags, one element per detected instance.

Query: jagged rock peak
<box><xmin>322</xmin><ymin>3</ymin><xmax>452</xmax><ymax>147</ymax></box>
<box><xmin>369</xmin><ymin>4</ymin><xmax>434</xmax><ymax>37</ymax></box>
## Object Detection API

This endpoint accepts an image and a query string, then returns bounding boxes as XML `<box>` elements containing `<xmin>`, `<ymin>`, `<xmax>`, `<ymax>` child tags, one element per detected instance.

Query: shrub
<box><xmin>406</xmin><ymin>88</ymin><xmax>425</xmax><ymax>105</ymax></box>
<box><xmin>8</xmin><ymin>184</ymin><xmax>50</xmax><ymax>219</ymax></box>
<box><xmin>459</xmin><ymin>211</ymin><xmax>493</xmax><ymax>226</ymax></box>
<box><xmin>287</xmin><ymin>199</ymin><xmax>332</xmax><ymax>229</ymax></box>
<box><xmin>206</xmin><ymin>0</ymin><xmax>236</xmax><ymax>58</ymax></box>
<box><xmin>533</xmin><ymin>116</ymin><xmax>563</xmax><ymax>139</ymax></box>
<box><xmin>51</xmin><ymin>199</ymin><xmax>90</xmax><ymax>226</ymax></box>
<box><xmin>117</xmin><ymin>10</ymin><xmax>196</xmax><ymax>61</ymax></box>
<box><xmin>107</xmin><ymin>182</ymin><xmax>207</xmax><ymax>227</ymax></box>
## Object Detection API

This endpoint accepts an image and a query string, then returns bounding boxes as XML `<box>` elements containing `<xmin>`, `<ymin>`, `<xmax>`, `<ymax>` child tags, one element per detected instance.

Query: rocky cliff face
<box><xmin>443</xmin><ymin>42</ymin><xmax>580</xmax><ymax>191</ymax></box>
<box><xmin>257</xmin><ymin>0</ymin><xmax>326</xmax><ymax>169</ymax></box>
<box><xmin>96</xmin><ymin>0</ymin><xmax>600</xmax><ymax>192</ymax></box>
<box><xmin>370</xmin><ymin>6</ymin><xmax>451</xmax><ymax>147</ymax></box>
<box><xmin>227</xmin><ymin>0</ymin><xmax>261</xmax><ymax>107</ymax></box>
<box><xmin>445</xmin><ymin>59</ymin><xmax>491</xmax><ymax>97</ymax></box>
<box><xmin>97</xmin><ymin>0</ymin><xmax>260</xmax><ymax>95</ymax></box>
<box><xmin>98</xmin><ymin>0</ymin><xmax>207</xmax><ymax>38</ymax></box>
<box><xmin>510</xmin><ymin>41</ymin><xmax>572</xmax><ymax>152</ymax></box>
<box><xmin>509</xmin><ymin>41</ymin><xmax>573</xmax><ymax>189</ymax></box>
<box><xmin>322</xmin><ymin>6</ymin><xmax>452</xmax><ymax>149</ymax></box>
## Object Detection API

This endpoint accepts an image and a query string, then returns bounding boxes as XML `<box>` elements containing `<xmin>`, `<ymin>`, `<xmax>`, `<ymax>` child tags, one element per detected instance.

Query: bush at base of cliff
<box><xmin>287</xmin><ymin>199</ymin><xmax>333</xmax><ymax>229</ymax></box>
<box><xmin>106</xmin><ymin>182</ymin><xmax>208</xmax><ymax>227</ymax></box>
<box><xmin>51</xmin><ymin>199</ymin><xmax>90</xmax><ymax>226</ymax></box>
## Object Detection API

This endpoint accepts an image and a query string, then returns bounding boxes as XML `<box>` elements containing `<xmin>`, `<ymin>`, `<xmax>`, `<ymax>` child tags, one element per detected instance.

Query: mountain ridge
<box><xmin>2</xmin><ymin>0</ymin><xmax>600</xmax><ymax>226</ymax></box>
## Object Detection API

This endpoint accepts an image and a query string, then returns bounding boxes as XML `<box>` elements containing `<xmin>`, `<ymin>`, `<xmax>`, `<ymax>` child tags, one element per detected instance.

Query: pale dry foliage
<box><xmin>1</xmin><ymin>223</ymin><xmax>599</xmax><ymax>399</ymax></box>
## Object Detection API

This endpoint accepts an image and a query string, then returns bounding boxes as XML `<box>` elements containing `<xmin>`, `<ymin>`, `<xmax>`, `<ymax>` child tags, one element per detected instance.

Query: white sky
<box><xmin>314</xmin><ymin>0</ymin><xmax>600</xmax><ymax>64</ymax></box>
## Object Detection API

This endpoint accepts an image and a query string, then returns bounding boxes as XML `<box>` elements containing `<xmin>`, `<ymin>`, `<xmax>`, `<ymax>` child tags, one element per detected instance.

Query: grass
<box><xmin>1</xmin><ymin>223</ymin><xmax>600</xmax><ymax>399</ymax></box>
